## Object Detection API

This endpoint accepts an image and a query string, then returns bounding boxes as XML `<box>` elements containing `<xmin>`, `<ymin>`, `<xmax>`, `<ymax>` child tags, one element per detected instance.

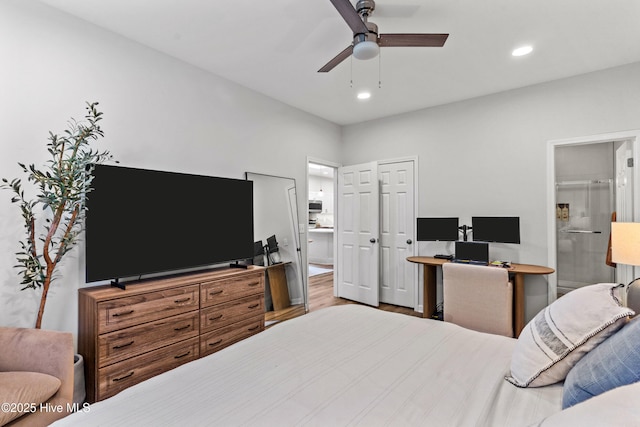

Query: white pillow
<box><xmin>506</xmin><ymin>283</ymin><xmax>634</xmax><ymax>388</ymax></box>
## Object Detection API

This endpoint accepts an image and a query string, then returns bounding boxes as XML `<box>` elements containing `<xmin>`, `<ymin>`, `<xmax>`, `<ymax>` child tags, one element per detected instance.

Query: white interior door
<box><xmin>337</xmin><ymin>162</ymin><xmax>379</xmax><ymax>306</ymax></box>
<box><xmin>615</xmin><ymin>140</ymin><xmax>634</xmax><ymax>287</ymax></box>
<box><xmin>379</xmin><ymin>160</ymin><xmax>416</xmax><ymax>307</ymax></box>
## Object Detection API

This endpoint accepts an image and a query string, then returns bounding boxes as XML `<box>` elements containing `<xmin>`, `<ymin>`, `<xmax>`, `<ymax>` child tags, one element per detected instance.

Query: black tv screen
<box><xmin>472</xmin><ymin>216</ymin><xmax>520</xmax><ymax>244</ymax></box>
<box><xmin>85</xmin><ymin>165</ymin><xmax>254</xmax><ymax>282</ymax></box>
<box><xmin>416</xmin><ymin>217</ymin><xmax>459</xmax><ymax>241</ymax></box>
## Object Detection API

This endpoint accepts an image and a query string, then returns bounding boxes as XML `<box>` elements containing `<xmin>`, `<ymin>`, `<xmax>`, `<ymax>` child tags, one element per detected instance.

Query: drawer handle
<box><xmin>174</xmin><ymin>325</ymin><xmax>191</xmax><ymax>331</ymax></box>
<box><xmin>248</xmin><ymin>304</ymin><xmax>260</xmax><ymax>309</ymax></box>
<box><xmin>174</xmin><ymin>351</ymin><xmax>191</xmax><ymax>359</ymax></box>
<box><xmin>209</xmin><ymin>314</ymin><xmax>223</xmax><ymax>321</ymax></box>
<box><xmin>248</xmin><ymin>282</ymin><xmax>260</xmax><ymax>287</ymax></box>
<box><xmin>174</xmin><ymin>297</ymin><xmax>191</xmax><ymax>304</ymax></box>
<box><xmin>208</xmin><ymin>339</ymin><xmax>223</xmax><ymax>347</ymax></box>
<box><xmin>247</xmin><ymin>325</ymin><xmax>260</xmax><ymax>331</ymax></box>
<box><xmin>112</xmin><ymin>310</ymin><xmax>134</xmax><ymax>317</ymax></box>
<box><xmin>112</xmin><ymin>340</ymin><xmax>134</xmax><ymax>349</ymax></box>
<box><xmin>113</xmin><ymin>371</ymin><xmax>134</xmax><ymax>382</ymax></box>
<box><xmin>209</xmin><ymin>290</ymin><xmax>224</xmax><ymax>296</ymax></box>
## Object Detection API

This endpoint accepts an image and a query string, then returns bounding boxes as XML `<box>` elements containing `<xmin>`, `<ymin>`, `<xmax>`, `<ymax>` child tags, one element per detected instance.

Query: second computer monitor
<box><xmin>472</xmin><ymin>216</ymin><xmax>521</xmax><ymax>244</ymax></box>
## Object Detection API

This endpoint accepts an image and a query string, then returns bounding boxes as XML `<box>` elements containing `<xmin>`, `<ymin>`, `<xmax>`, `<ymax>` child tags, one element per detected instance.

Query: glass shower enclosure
<box><xmin>556</xmin><ymin>179</ymin><xmax>615</xmax><ymax>294</ymax></box>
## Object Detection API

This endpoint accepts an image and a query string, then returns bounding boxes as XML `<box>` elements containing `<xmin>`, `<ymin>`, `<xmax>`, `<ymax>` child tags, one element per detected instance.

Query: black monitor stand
<box><xmin>459</xmin><ymin>225</ymin><xmax>472</xmax><ymax>241</ymax></box>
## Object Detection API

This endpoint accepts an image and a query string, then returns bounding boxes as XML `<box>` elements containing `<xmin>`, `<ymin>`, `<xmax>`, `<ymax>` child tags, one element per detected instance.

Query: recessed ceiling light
<box><xmin>357</xmin><ymin>91</ymin><xmax>371</xmax><ymax>100</ymax></box>
<box><xmin>512</xmin><ymin>45</ymin><xmax>533</xmax><ymax>57</ymax></box>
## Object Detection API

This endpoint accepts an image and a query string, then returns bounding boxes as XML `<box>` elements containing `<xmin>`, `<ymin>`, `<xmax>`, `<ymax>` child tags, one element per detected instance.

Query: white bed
<box><xmin>53</xmin><ymin>305</ymin><xmax>566</xmax><ymax>426</ymax></box>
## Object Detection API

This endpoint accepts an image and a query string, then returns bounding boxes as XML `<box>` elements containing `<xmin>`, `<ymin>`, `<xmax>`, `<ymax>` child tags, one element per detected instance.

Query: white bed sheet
<box><xmin>53</xmin><ymin>305</ymin><xmax>562</xmax><ymax>426</ymax></box>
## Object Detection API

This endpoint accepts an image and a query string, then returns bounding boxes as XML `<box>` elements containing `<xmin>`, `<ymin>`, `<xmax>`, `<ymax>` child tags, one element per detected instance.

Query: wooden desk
<box><xmin>406</xmin><ymin>256</ymin><xmax>554</xmax><ymax>337</ymax></box>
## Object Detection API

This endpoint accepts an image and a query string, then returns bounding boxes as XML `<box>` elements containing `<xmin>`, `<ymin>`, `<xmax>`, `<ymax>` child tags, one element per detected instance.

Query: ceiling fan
<box><xmin>319</xmin><ymin>0</ymin><xmax>449</xmax><ymax>72</ymax></box>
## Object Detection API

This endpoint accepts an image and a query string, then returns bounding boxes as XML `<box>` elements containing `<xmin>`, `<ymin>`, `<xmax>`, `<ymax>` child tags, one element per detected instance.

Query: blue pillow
<box><xmin>563</xmin><ymin>316</ymin><xmax>640</xmax><ymax>409</ymax></box>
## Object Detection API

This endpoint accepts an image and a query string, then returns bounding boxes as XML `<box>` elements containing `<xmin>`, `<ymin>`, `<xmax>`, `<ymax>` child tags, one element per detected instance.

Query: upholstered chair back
<box><xmin>442</xmin><ymin>263</ymin><xmax>513</xmax><ymax>337</ymax></box>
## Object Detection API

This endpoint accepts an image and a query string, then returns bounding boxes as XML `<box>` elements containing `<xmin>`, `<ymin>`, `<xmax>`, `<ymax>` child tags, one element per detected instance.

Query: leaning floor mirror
<box><xmin>245</xmin><ymin>172</ymin><xmax>307</xmax><ymax>325</ymax></box>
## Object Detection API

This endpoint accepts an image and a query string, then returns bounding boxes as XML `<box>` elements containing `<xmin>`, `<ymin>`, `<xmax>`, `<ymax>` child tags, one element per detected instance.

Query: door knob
<box><xmin>407</xmin><ymin>239</ymin><xmax>413</xmax><ymax>244</ymax></box>
<box><xmin>370</xmin><ymin>238</ymin><xmax>376</xmax><ymax>243</ymax></box>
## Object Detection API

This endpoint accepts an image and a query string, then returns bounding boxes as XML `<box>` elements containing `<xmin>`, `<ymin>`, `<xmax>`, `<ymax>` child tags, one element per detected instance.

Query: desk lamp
<box><xmin>611</xmin><ymin>222</ymin><xmax>640</xmax><ymax>310</ymax></box>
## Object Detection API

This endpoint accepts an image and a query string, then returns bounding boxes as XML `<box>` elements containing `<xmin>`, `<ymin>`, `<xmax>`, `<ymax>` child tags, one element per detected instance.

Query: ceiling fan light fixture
<box><xmin>512</xmin><ymin>45</ymin><xmax>533</xmax><ymax>57</ymax></box>
<box><xmin>353</xmin><ymin>40</ymin><xmax>379</xmax><ymax>60</ymax></box>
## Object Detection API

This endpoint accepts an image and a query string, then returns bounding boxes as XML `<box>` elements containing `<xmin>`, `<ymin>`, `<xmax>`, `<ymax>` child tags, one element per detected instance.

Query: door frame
<box><xmin>306</xmin><ymin>157</ymin><xmax>340</xmax><ymax>298</ymax></box>
<box><xmin>547</xmin><ymin>130</ymin><xmax>640</xmax><ymax>304</ymax></box>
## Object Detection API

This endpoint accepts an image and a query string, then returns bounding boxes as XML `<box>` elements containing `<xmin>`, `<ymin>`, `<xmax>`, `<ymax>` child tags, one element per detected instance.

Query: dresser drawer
<box><xmin>98</xmin><ymin>311</ymin><xmax>199</xmax><ymax>368</ymax></box>
<box><xmin>200</xmin><ymin>272</ymin><xmax>263</xmax><ymax>307</ymax></box>
<box><xmin>200</xmin><ymin>294</ymin><xmax>263</xmax><ymax>334</ymax></box>
<box><xmin>98</xmin><ymin>285</ymin><xmax>199</xmax><ymax>333</ymax></box>
<box><xmin>200</xmin><ymin>315</ymin><xmax>264</xmax><ymax>357</ymax></box>
<box><xmin>98</xmin><ymin>337</ymin><xmax>199</xmax><ymax>400</ymax></box>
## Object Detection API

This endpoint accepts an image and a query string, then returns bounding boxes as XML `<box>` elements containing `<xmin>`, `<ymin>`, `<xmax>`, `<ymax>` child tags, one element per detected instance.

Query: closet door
<box><xmin>337</xmin><ymin>162</ymin><xmax>380</xmax><ymax>306</ymax></box>
<box><xmin>379</xmin><ymin>160</ymin><xmax>416</xmax><ymax>308</ymax></box>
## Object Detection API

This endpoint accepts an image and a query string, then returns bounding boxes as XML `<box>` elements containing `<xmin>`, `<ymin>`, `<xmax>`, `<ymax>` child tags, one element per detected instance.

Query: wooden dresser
<box><xmin>78</xmin><ymin>266</ymin><xmax>264</xmax><ymax>403</ymax></box>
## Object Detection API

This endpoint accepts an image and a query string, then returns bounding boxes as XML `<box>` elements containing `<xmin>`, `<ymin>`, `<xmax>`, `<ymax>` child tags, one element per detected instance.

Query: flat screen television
<box><xmin>85</xmin><ymin>164</ymin><xmax>254</xmax><ymax>283</ymax></box>
<box><xmin>416</xmin><ymin>217</ymin><xmax>459</xmax><ymax>241</ymax></box>
<box><xmin>471</xmin><ymin>216</ymin><xmax>521</xmax><ymax>244</ymax></box>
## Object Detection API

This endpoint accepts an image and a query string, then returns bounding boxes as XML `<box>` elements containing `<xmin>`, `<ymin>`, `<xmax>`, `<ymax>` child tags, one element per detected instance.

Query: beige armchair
<box><xmin>0</xmin><ymin>327</ymin><xmax>74</xmax><ymax>427</ymax></box>
<box><xmin>442</xmin><ymin>263</ymin><xmax>513</xmax><ymax>337</ymax></box>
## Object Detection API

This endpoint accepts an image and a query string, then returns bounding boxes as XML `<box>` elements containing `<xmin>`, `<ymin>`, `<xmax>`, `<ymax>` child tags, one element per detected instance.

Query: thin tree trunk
<box><xmin>35</xmin><ymin>272</ymin><xmax>53</xmax><ymax>329</ymax></box>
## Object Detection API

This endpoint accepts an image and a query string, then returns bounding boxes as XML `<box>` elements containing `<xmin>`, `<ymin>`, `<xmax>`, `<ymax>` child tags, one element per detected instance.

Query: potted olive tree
<box><xmin>2</xmin><ymin>102</ymin><xmax>113</xmax><ymax>404</ymax></box>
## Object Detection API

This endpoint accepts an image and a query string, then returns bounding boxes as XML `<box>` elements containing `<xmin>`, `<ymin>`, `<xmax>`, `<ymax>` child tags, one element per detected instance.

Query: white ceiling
<box><xmin>39</xmin><ymin>0</ymin><xmax>640</xmax><ymax>126</ymax></box>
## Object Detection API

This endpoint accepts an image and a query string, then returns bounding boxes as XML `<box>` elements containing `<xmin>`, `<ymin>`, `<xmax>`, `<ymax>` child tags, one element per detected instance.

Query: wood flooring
<box><xmin>265</xmin><ymin>270</ymin><xmax>421</xmax><ymax>326</ymax></box>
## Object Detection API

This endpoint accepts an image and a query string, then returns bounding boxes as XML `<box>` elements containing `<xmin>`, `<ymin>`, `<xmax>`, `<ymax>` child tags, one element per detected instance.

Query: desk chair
<box><xmin>442</xmin><ymin>263</ymin><xmax>513</xmax><ymax>337</ymax></box>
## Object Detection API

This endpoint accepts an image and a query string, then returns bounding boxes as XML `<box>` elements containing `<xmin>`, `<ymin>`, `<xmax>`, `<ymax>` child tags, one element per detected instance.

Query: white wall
<box><xmin>341</xmin><ymin>62</ymin><xmax>640</xmax><ymax>322</ymax></box>
<box><xmin>0</xmin><ymin>1</ymin><xmax>341</xmax><ymax>335</ymax></box>
<box><xmin>555</xmin><ymin>143</ymin><xmax>614</xmax><ymax>181</ymax></box>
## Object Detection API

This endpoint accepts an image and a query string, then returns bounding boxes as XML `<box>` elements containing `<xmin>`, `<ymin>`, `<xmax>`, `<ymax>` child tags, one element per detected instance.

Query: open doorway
<box><xmin>554</xmin><ymin>143</ymin><xmax>616</xmax><ymax>297</ymax></box>
<box><xmin>307</xmin><ymin>160</ymin><xmax>338</xmax><ymax>311</ymax></box>
<box><xmin>548</xmin><ymin>131</ymin><xmax>640</xmax><ymax>303</ymax></box>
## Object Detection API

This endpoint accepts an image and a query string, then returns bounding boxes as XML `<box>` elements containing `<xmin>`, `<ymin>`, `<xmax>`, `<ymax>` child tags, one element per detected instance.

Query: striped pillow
<box><xmin>506</xmin><ymin>283</ymin><xmax>634</xmax><ymax>388</ymax></box>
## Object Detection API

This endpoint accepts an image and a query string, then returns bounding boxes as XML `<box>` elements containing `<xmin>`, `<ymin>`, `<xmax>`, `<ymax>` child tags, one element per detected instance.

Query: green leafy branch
<box><xmin>2</xmin><ymin>102</ymin><xmax>113</xmax><ymax>328</ymax></box>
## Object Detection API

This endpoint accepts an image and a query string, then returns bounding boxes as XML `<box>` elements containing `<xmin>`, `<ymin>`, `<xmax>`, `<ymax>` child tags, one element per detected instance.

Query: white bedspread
<box><xmin>53</xmin><ymin>305</ymin><xmax>562</xmax><ymax>426</ymax></box>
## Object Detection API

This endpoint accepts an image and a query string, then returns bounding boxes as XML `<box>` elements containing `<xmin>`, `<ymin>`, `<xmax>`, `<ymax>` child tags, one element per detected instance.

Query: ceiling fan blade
<box><xmin>330</xmin><ymin>0</ymin><xmax>369</xmax><ymax>34</ymax></box>
<box><xmin>379</xmin><ymin>33</ymin><xmax>449</xmax><ymax>47</ymax></box>
<box><xmin>318</xmin><ymin>45</ymin><xmax>354</xmax><ymax>72</ymax></box>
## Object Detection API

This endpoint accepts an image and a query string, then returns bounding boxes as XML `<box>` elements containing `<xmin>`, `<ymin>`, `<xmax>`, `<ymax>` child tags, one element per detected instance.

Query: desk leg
<box><xmin>514</xmin><ymin>273</ymin><xmax>525</xmax><ymax>337</ymax></box>
<box><xmin>423</xmin><ymin>265</ymin><xmax>437</xmax><ymax>319</ymax></box>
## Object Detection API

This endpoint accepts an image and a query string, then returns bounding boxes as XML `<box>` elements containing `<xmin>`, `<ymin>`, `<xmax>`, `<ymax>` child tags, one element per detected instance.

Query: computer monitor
<box><xmin>454</xmin><ymin>241</ymin><xmax>489</xmax><ymax>264</ymax></box>
<box><xmin>416</xmin><ymin>217</ymin><xmax>459</xmax><ymax>241</ymax></box>
<box><xmin>471</xmin><ymin>216</ymin><xmax>521</xmax><ymax>244</ymax></box>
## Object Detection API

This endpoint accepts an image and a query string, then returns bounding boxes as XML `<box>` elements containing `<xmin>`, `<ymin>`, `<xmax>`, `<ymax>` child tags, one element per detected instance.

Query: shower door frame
<box><xmin>547</xmin><ymin>130</ymin><xmax>640</xmax><ymax>305</ymax></box>
<box><xmin>555</xmin><ymin>178</ymin><xmax>615</xmax><ymax>292</ymax></box>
